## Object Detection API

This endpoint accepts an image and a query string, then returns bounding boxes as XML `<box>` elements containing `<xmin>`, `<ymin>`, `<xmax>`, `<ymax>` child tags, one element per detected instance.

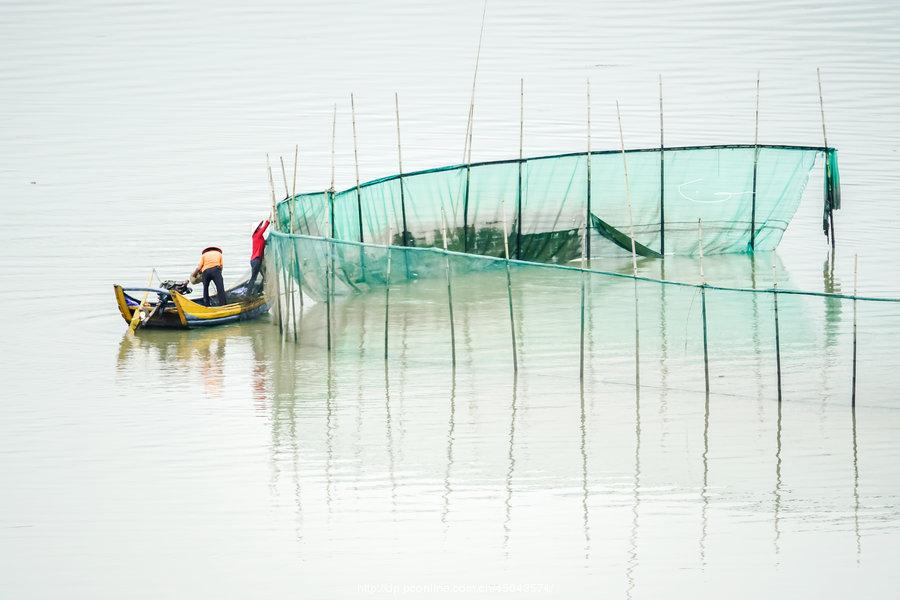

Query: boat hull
<box><xmin>114</xmin><ymin>285</ymin><xmax>268</xmax><ymax>329</ymax></box>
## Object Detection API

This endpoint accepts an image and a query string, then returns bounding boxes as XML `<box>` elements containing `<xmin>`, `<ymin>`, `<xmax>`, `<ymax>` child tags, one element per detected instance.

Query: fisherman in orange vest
<box><xmin>192</xmin><ymin>246</ymin><xmax>227</xmax><ymax>306</ymax></box>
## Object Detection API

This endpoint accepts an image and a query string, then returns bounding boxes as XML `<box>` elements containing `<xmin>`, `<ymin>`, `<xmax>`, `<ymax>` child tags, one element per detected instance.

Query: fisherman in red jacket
<box><xmin>248</xmin><ymin>219</ymin><xmax>270</xmax><ymax>290</ymax></box>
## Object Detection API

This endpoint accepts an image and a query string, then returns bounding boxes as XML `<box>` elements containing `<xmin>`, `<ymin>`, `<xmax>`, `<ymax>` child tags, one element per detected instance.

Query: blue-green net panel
<box><xmin>267</xmin><ymin>232</ymin><xmax>900</xmax><ymax>408</ymax></box>
<box><xmin>278</xmin><ymin>191</ymin><xmax>330</xmax><ymax>237</ymax></box>
<box><xmin>277</xmin><ymin>145</ymin><xmax>831</xmax><ymax>260</ymax></box>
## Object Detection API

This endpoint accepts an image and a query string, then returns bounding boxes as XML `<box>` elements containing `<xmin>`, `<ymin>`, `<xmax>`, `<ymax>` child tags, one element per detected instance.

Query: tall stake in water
<box><xmin>501</xmin><ymin>201</ymin><xmax>518</xmax><ymax>373</ymax></box>
<box><xmin>750</xmin><ymin>71</ymin><xmax>760</xmax><ymax>251</ymax></box>
<box><xmin>279</xmin><ymin>155</ymin><xmax>290</xmax><ymax>199</ymax></box>
<box><xmin>266</xmin><ymin>154</ymin><xmax>284</xmax><ymax>336</ymax></box>
<box><xmin>350</xmin><ymin>93</ymin><xmax>368</xmax><ymax>282</ymax></box>
<box><xmin>817</xmin><ymin>67</ymin><xmax>835</xmax><ymax>250</ymax></box>
<box><xmin>290</xmin><ymin>146</ymin><xmax>302</xmax><ymax>340</ymax></box>
<box><xmin>773</xmin><ymin>264</ymin><xmax>782</xmax><ymax>403</ymax></box>
<box><xmin>698</xmin><ymin>219</ymin><xmax>710</xmax><ymax>395</ymax></box>
<box><xmin>616</xmin><ymin>101</ymin><xmax>638</xmax><ymax>277</ymax></box>
<box><xmin>461</xmin><ymin>0</ymin><xmax>487</xmax><ymax>253</ymax></box>
<box><xmin>579</xmin><ymin>231</ymin><xmax>587</xmax><ymax>380</ymax></box>
<box><xmin>462</xmin><ymin>0</ymin><xmax>487</xmax><ymax>165</ymax></box>
<box><xmin>441</xmin><ymin>208</ymin><xmax>457</xmax><ymax>368</ymax></box>
<box><xmin>852</xmin><ymin>254</ymin><xmax>858</xmax><ymax>406</ymax></box>
<box><xmin>585</xmin><ymin>78</ymin><xmax>592</xmax><ymax>263</ymax></box>
<box><xmin>516</xmin><ymin>77</ymin><xmax>524</xmax><ymax>259</ymax></box>
<box><xmin>659</xmin><ymin>74</ymin><xmax>666</xmax><ymax>256</ymax></box>
<box><xmin>330</xmin><ymin>103</ymin><xmax>337</xmax><ymax>238</ymax></box>
<box><xmin>350</xmin><ymin>93</ymin><xmax>365</xmax><ymax>244</ymax></box>
<box><xmin>394</xmin><ymin>93</ymin><xmax>410</xmax><ymax>248</ymax></box>
<box><xmin>280</xmin><ymin>155</ymin><xmax>297</xmax><ymax>341</ymax></box>
<box><xmin>292</xmin><ymin>144</ymin><xmax>304</xmax><ymax>310</ymax></box>
<box><xmin>394</xmin><ymin>93</ymin><xmax>412</xmax><ymax>280</ymax></box>
<box><xmin>292</xmin><ymin>144</ymin><xmax>298</xmax><ymax>202</ymax></box>
<box><xmin>325</xmin><ymin>104</ymin><xmax>338</xmax><ymax>353</ymax></box>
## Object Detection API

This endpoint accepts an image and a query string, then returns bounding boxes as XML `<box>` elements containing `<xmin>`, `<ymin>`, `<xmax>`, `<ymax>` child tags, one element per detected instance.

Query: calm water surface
<box><xmin>2</xmin><ymin>0</ymin><xmax>900</xmax><ymax>598</ymax></box>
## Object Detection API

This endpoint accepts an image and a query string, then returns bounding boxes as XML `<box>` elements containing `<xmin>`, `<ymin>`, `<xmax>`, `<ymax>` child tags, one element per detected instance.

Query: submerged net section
<box><xmin>276</xmin><ymin>145</ymin><xmax>838</xmax><ymax>261</ymax></box>
<box><xmin>266</xmin><ymin>232</ymin><xmax>900</xmax><ymax>406</ymax></box>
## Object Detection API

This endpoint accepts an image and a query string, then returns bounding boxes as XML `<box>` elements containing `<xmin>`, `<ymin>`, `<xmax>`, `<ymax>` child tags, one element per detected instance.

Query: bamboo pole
<box><xmin>394</xmin><ymin>93</ymin><xmax>412</xmax><ymax>280</ymax></box>
<box><xmin>330</xmin><ymin>103</ymin><xmax>337</xmax><ymax>238</ymax></box>
<box><xmin>325</xmin><ymin>104</ymin><xmax>337</xmax><ymax>353</ymax></box>
<box><xmin>267</xmin><ymin>154</ymin><xmax>284</xmax><ymax>336</ymax></box>
<box><xmin>657</xmin><ymin>75</ymin><xmax>666</xmax><ymax>253</ymax></box>
<box><xmin>441</xmin><ymin>207</ymin><xmax>457</xmax><ymax>368</ymax></box>
<box><xmin>463</xmin><ymin>164</ymin><xmax>471</xmax><ymax>252</ymax></box>
<box><xmin>292</xmin><ymin>144</ymin><xmax>298</xmax><ymax>202</ymax></box>
<box><xmin>852</xmin><ymin>254</ymin><xmax>858</xmax><ymax>406</ymax></box>
<box><xmin>461</xmin><ymin>0</ymin><xmax>487</xmax><ymax>254</ymax></box>
<box><xmin>324</xmin><ymin>201</ymin><xmax>332</xmax><ymax>352</ymax></box>
<box><xmin>394</xmin><ymin>93</ymin><xmax>410</xmax><ymax>248</ymax></box>
<box><xmin>350</xmin><ymin>93</ymin><xmax>365</xmax><ymax>243</ymax></box>
<box><xmin>290</xmin><ymin>147</ymin><xmax>302</xmax><ymax>340</ymax></box>
<box><xmin>616</xmin><ymin>101</ymin><xmax>638</xmax><ymax>277</ymax></box>
<box><xmin>350</xmin><ymin>93</ymin><xmax>368</xmax><ymax>283</ymax></box>
<box><xmin>462</xmin><ymin>0</ymin><xmax>487</xmax><ymax>164</ymax></box>
<box><xmin>501</xmin><ymin>201</ymin><xmax>518</xmax><ymax>373</ymax></box>
<box><xmin>699</xmin><ymin>219</ymin><xmax>710</xmax><ymax>395</ymax></box>
<box><xmin>773</xmin><ymin>264</ymin><xmax>782</xmax><ymax>403</ymax></box>
<box><xmin>516</xmin><ymin>77</ymin><xmax>524</xmax><ymax>260</ymax></box>
<box><xmin>280</xmin><ymin>155</ymin><xmax>297</xmax><ymax>341</ymax></box>
<box><xmin>586</xmin><ymin>78</ymin><xmax>592</xmax><ymax>263</ymax></box>
<box><xmin>279</xmin><ymin>156</ymin><xmax>290</xmax><ymax>199</ymax></box>
<box><xmin>817</xmin><ymin>67</ymin><xmax>835</xmax><ymax>251</ymax></box>
<box><xmin>579</xmin><ymin>232</ymin><xmax>587</xmax><ymax>380</ymax></box>
<box><xmin>292</xmin><ymin>144</ymin><xmax>304</xmax><ymax>310</ymax></box>
<box><xmin>750</xmin><ymin>71</ymin><xmax>761</xmax><ymax>251</ymax></box>
<box><xmin>384</xmin><ymin>226</ymin><xmax>393</xmax><ymax>361</ymax></box>
<box><xmin>273</xmin><ymin>158</ymin><xmax>289</xmax><ymax>341</ymax></box>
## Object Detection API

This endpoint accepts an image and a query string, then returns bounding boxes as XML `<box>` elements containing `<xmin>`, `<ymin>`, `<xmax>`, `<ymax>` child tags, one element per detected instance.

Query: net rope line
<box><xmin>277</xmin><ymin>143</ymin><xmax>834</xmax><ymax>201</ymax></box>
<box><xmin>271</xmin><ymin>231</ymin><xmax>899</xmax><ymax>305</ymax></box>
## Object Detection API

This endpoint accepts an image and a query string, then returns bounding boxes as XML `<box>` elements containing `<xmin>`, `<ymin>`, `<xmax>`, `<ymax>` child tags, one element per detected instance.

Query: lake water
<box><xmin>2</xmin><ymin>0</ymin><xmax>900</xmax><ymax>598</ymax></box>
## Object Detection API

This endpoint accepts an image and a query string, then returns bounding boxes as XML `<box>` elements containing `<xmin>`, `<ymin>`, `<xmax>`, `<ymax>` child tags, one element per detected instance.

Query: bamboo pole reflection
<box><xmin>773</xmin><ymin>390</ymin><xmax>783</xmax><ymax>558</ymax></box>
<box><xmin>851</xmin><ymin>404</ymin><xmax>861</xmax><ymax>561</ymax></box>
<box><xmin>821</xmin><ymin>252</ymin><xmax>842</xmax><ymax>416</ymax></box>
<box><xmin>514</xmin><ymin>270</ymin><xmax>526</xmax><ymax>372</ymax></box>
<box><xmin>441</xmin><ymin>369</ymin><xmax>457</xmax><ymax>533</ymax></box>
<box><xmin>579</xmin><ymin>381</ymin><xmax>590</xmax><ymax>561</ymax></box>
<box><xmin>283</xmin><ymin>342</ymin><xmax>304</xmax><ymax>546</ymax></box>
<box><xmin>384</xmin><ymin>362</ymin><xmax>398</xmax><ymax>516</ymax></box>
<box><xmin>354</xmin><ymin>303</ymin><xmax>367</xmax><ymax>506</ymax></box>
<box><xmin>659</xmin><ymin>262</ymin><xmax>669</xmax><ymax>442</ymax></box>
<box><xmin>399</xmin><ymin>301</ymin><xmax>409</xmax><ymax>453</ymax></box>
<box><xmin>626</xmin><ymin>279</ymin><xmax>642</xmax><ymax>599</ymax></box>
<box><xmin>326</xmin><ymin>352</ymin><xmax>335</xmax><ymax>516</ymax></box>
<box><xmin>268</xmin><ymin>336</ymin><xmax>282</xmax><ymax>497</ymax></box>
<box><xmin>503</xmin><ymin>375</ymin><xmax>518</xmax><ymax>557</ymax></box>
<box><xmin>751</xmin><ymin>255</ymin><xmax>765</xmax><ymax>427</ymax></box>
<box><xmin>700</xmin><ymin>387</ymin><xmax>710</xmax><ymax>568</ymax></box>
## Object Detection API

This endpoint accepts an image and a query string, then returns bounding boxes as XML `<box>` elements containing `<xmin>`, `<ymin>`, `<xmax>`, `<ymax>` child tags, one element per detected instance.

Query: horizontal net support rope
<box><xmin>276</xmin><ymin>144</ymin><xmax>839</xmax><ymax>261</ymax></box>
<box><xmin>280</xmin><ymin>144</ymin><xmax>836</xmax><ymax>198</ymax></box>
<box><xmin>270</xmin><ymin>232</ymin><xmax>896</xmax><ymax>304</ymax></box>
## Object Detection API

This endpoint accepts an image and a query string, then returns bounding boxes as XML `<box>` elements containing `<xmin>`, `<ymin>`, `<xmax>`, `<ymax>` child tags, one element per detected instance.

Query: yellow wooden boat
<box><xmin>114</xmin><ymin>282</ymin><xmax>268</xmax><ymax>329</ymax></box>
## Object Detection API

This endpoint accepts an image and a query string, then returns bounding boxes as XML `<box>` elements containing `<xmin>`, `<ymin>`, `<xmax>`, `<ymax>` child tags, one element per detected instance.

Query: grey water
<box><xmin>2</xmin><ymin>0</ymin><xmax>900</xmax><ymax>598</ymax></box>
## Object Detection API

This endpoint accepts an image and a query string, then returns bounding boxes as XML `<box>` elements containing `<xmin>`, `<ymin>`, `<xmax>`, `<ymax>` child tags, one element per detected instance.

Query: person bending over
<box><xmin>248</xmin><ymin>219</ymin><xmax>270</xmax><ymax>290</ymax></box>
<box><xmin>192</xmin><ymin>246</ymin><xmax>227</xmax><ymax>306</ymax></box>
